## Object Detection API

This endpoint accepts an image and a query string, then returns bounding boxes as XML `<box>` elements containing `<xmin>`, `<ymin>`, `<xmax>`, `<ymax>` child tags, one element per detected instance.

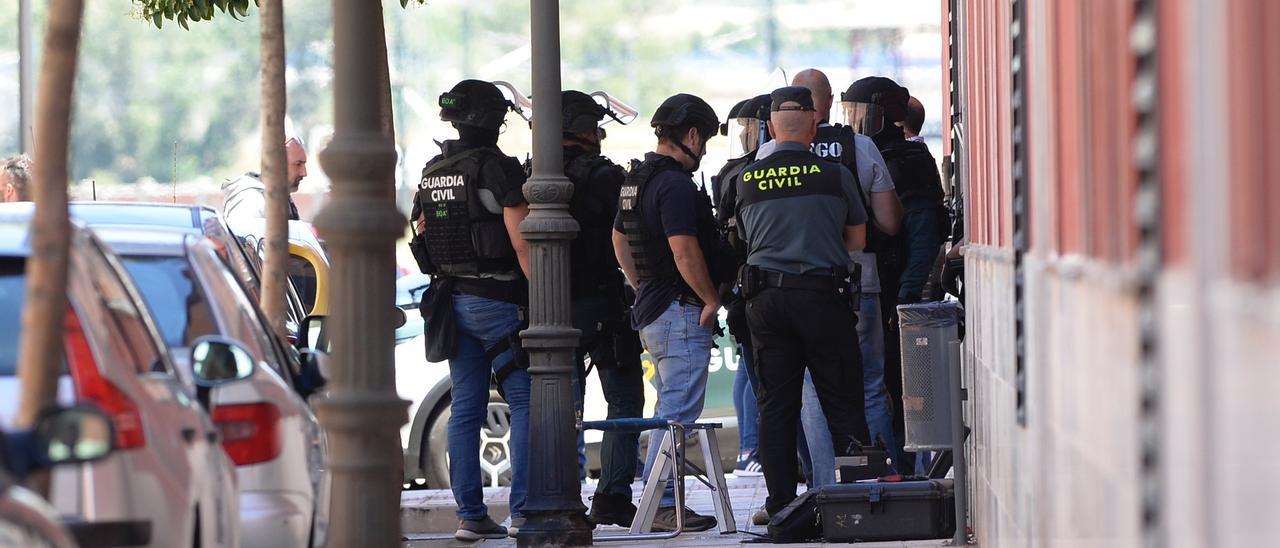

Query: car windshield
<box><xmin>119</xmin><ymin>255</ymin><xmax>218</xmax><ymax>349</ymax></box>
<box><xmin>0</xmin><ymin>259</ymin><xmax>26</xmax><ymax>376</ymax></box>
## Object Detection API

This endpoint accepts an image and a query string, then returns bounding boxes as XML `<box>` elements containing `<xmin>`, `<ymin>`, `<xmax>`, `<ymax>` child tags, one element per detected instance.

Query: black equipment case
<box><xmin>814</xmin><ymin>479</ymin><xmax>956</xmax><ymax>542</ymax></box>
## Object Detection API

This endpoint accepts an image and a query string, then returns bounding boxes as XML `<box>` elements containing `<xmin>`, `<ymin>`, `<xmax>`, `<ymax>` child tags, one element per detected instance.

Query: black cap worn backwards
<box><xmin>770</xmin><ymin>86</ymin><xmax>816</xmax><ymax>112</ymax></box>
<box><xmin>651</xmin><ymin>93</ymin><xmax>719</xmax><ymax>138</ymax></box>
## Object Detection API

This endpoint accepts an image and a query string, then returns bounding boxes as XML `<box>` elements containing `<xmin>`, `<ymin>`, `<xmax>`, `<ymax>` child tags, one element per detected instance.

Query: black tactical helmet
<box><xmin>651</xmin><ymin>93</ymin><xmax>720</xmax><ymax>139</ymax></box>
<box><xmin>562</xmin><ymin>90</ymin><xmax>609</xmax><ymax>134</ymax></box>
<box><xmin>439</xmin><ymin>79</ymin><xmax>513</xmax><ymax>130</ymax></box>
<box><xmin>841</xmin><ymin>76</ymin><xmax>910</xmax><ymax>123</ymax></box>
<box><xmin>732</xmin><ymin>94</ymin><xmax>772</xmax><ymax>121</ymax></box>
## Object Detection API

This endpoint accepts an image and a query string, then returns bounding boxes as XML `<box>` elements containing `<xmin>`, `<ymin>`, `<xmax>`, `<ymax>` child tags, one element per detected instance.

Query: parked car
<box><xmin>392</xmin><ymin>274</ymin><xmax>741</xmax><ymax>489</ymax></box>
<box><xmin>0</xmin><ymin>210</ymin><xmax>245</xmax><ymax>548</ymax></box>
<box><xmin>223</xmin><ymin>217</ymin><xmax>330</xmax><ymax>316</ymax></box>
<box><xmin>68</xmin><ymin>202</ymin><xmax>311</xmax><ymax>338</ymax></box>
<box><xmin>95</xmin><ymin>227</ymin><xmax>331</xmax><ymax>548</ymax></box>
<box><xmin>0</xmin><ymin>406</ymin><xmax>115</xmax><ymax>548</ymax></box>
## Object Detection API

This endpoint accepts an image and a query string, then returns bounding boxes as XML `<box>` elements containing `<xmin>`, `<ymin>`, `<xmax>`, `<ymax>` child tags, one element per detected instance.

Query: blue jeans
<box><xmin>733</xmin><ymin>349</ymin><xmax>759</xmax><ymax>454</ymax></box>
<box><xmin>800</xmin><ymin>293</ymin><xmax>899</xmax><ymax>485</ymax></box>
<box><xmin>447</xmin><ymin>294</ymin><xmax>530</xmax><ymax>521</ymax></box>
<box><xmin>638</xmin><ymin>300</ymin><xmax>713</xmax><ymax>507</ymax></box>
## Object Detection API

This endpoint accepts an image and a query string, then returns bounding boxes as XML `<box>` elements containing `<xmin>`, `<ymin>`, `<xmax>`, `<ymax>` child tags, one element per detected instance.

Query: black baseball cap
<box><xmin>770</xmin><ymin>86</ymin><xmax>816</xmax><ymax>112</ymax></box>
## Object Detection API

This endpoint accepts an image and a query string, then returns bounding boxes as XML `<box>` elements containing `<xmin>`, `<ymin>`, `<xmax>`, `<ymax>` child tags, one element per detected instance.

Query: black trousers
<box><xmin>573</xmin><ymin>291</ymin><xmax>645</xmax><ymax>499</ymax></box>
<box><xmin>747</xmin><ymin>286</ymin><xmax>870</xmax><ymax>514</ymax></box>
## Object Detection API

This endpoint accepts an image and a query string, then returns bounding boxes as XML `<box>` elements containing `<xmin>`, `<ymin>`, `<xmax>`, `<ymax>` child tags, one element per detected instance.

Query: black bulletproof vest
<box><xmin>811</xmin><ymin>124</ymin><xmax>859</xmax><ymax>176</ymax></box>
<box><xmin>415</xmin><ymin>146</ymin><xmax>519</xmax><ymax>278</ymax></box>
<box><xmin>736</xmin><ymin>148</ymin><xmax>845</xmax><ymax>212</ymax></box>
<box><xmin>617</xmin><ymin>155</ymin><xmax>685</xmax><ymax>283</ymax></box>
<box><xmin>565</xmin><ymin>151</ymin><xmax>624</xmax><ymax>284</ymax></box>
<box><xmin>879</xmin><ymin>139</ymin><xmax>945</xmax><ymax>210</ymax></box>
<box><xmin>706</xmin><ymin>154</ymin><xmax>752</xmax><ymax>267</ymax></box>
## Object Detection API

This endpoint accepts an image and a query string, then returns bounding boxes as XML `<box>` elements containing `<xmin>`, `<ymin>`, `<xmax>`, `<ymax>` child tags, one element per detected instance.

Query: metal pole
<box><xmin>948</xmin><ymin>339</ymin><xmax>968</xmax><ymax>545</ymax></box>
<box><xmin>19</xmin><ymin>0</ymin><xmax>34</xmax><ymax>154</ymax></box>
<box><xmin>313</xmin><ymin>1</ymin><xmax>407</xmax><ymax>546</ymax></box>
<box><xmin>516</xmin><ymin>1</ymin><xmax>592</xmax><ymax>545</ymax></box>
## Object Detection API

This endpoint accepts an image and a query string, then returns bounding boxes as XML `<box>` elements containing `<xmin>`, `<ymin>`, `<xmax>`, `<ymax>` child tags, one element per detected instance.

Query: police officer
<box><xmin>842</xmin><ymin>77</ymin><xmax>950</xmax><ymax>473</ymax></box>
<box><xmin>409</xmin><ymin>79</ymin><xmax>532</xmax><ymax>542</ymax></box>
<box><xmin>556</xmin><ymin>90</ymin><xmax>646</xmax><ymax>527</ymax></box>
<box><xmin>710</xmin><ymin>94</ymin><xmax>771</xmax><ymax>477</ymax></box>
<box><xmin>735</xmin><ymin>86</ymin><xmax>872</xmax><ymax>519</ymax></box>
<box><xmin>841</xmin><ymin>76</ymin><xmax>948</xmax><ymax>306</ymax></box>
<box><xmin>611</xmin><ymin>92</ymin><xmax>726</xmax><ymax>532</ymax></box>
<box><xmin>789</xmin><ymin>68</ymin><xmax>906</xmax><ymax>479</ymax></box>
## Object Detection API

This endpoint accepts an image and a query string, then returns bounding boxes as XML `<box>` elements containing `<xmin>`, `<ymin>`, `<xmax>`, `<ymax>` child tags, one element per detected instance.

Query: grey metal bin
<box><xmin>897</xmin><ymin>301</ymin><xmax>962</xmax><ymax>450</ymax></box>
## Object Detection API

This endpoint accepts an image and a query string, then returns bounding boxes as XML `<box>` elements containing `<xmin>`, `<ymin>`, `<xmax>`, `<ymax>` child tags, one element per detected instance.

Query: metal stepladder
<box><xmin>578</xmin><ymin>417</ymin><xmax>737</xmax><ymax>541</ymax></box>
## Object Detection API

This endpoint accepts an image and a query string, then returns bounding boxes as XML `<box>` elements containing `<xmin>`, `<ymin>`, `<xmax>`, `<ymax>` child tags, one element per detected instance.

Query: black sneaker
<box><xmin>651</xmin><ymin>506</ymin><xmax>716</xmax><ymax>532</ymax></box>
<box><xmin>588</xmin><ymin>493</ymin><xmax>638</xmax><ymax>527</ymax></box>
<box><xmin>454</xmin><ymin>516</ymin><xmax>507</xmax><ymax>541</ymax></box>
<box><xmin>734</xmin><ymin>451</ymin><xmax>764</xmax><ymax>477</ymax></box>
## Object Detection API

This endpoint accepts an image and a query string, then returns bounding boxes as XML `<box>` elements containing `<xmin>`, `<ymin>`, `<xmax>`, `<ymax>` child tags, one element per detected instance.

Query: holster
<box><xmin>839</xmin><ymin>263</ymin><xmax>863</xmax><ymax>316</ymax></box>
<box><xmin>491</xmin><ymin>306</ymin><xmax>531</xmax><ymax>387</ymax></box>
<box><xmin>737</xmin><ymin>263</ymin><xmax>763</xmax><ymax>300</ymax></box>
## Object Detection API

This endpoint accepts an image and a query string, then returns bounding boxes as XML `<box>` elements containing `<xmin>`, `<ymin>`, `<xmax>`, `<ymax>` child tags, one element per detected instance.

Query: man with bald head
<box><xmin>784</xmin><ymin>68</ymin><xmax>905</xmax><ymax>488</ymax></box>
<box><xmin>223</xmin><ymin>136</ymin><xmax>310</xmax><ymax>220</ymax></box>
<box><xmin>735</xmin><ymin>86</ymin><xmax>873</xmax><ymax>518</ymax></box>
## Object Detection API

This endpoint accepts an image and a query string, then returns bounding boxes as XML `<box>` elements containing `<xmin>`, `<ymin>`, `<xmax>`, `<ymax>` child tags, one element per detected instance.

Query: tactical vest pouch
<box><xmin>409</xmin><ymin>232</ymin><xmax>437</xmax><ymax>275</ymax></box>
<box><xmin>420</xmin><ymin>278</ymin><xmax>458</xmax><ymax>362</ymax></box>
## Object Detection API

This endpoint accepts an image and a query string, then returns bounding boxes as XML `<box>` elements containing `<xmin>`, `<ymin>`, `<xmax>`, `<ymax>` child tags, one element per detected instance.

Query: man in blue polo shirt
<box><xmin>612</xmin><ymin>93</ymin><xmax>728</xmax><ymax>532</ymax></box>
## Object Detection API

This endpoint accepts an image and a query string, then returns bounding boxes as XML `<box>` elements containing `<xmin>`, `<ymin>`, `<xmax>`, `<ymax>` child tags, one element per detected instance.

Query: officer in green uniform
<box><xmin>735</xmin><ymin>86</ymin><xmax>873</xmax><ymax>518</ymax></box>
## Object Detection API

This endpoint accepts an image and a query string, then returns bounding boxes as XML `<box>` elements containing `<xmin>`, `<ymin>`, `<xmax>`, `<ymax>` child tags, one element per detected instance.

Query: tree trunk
<box><xmin>260</xmin><ymin>0</ymin><xmax>289</xmax><ymax>338</ymax></box>
<box><xmin>15</xmin><ymin>0</ymin><xmax>84</xmax><ymax>432</ymax></box>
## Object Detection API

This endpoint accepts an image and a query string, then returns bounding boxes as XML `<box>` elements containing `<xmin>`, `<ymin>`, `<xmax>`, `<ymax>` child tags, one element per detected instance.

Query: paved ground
<box><xmin>401</xmin><ymin>475</ymin><xmax>964</xmax><ymax>547</ymax></box>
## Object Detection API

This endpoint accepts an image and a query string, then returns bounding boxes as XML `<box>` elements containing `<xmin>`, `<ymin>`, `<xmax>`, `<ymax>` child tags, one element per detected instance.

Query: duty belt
<box><xmin>757</xmin><ymin>269</ymin><xmax>840</xmax><ymax>292</ymax></box>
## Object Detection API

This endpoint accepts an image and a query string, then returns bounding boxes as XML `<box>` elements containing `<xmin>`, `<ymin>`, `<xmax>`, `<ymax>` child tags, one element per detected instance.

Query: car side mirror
<box><xmin>34</xmin><ymin>405</ymin><xmax>115</xmax><ymax>465</ymax></box>
<box><xmin>393</xmin><ymin>307</ymin><xmax>407</xmax><ymax>330</ymax></box>
<box><xmin>190</xmin><ymin>336</ymin><xmax>256</xmax><ymax>387</ymax></box>
<box><xmin>295</xmin><ymin>349</ymin><xmax>330</xmax><ymax>400</ymax></box>
<box><xmin>299</xmin><ymin>314</ymin><xmax>329</xmax><ymax>352</ymax></box>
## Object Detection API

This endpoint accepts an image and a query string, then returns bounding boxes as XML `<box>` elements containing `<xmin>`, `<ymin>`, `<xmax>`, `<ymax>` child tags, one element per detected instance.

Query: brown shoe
<box><xmin>651</xmin><ymin>506</ymin><xmax>716</xmax><ymax>532</ymax></box>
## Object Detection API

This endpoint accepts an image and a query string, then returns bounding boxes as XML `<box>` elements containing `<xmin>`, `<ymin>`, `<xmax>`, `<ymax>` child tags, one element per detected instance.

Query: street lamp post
<box><xmin>516</xmin><ymin>1</ymin><xmax>593</xmax><ymax>546</ymax></box>
<box><xmin>313</xmin><ymin>1</ymin><xmax>407</xmax><ymax>546</ymax></box>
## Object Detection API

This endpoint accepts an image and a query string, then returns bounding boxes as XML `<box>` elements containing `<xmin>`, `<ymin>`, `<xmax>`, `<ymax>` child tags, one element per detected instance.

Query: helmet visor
<box><xmin>727</xmin><ymin>118</ymin><xmax>767</xmax><ymax>159</ymax></box>
<box><xmin>842</xmin><ymin>101</ymin><xmax>885</xmax><ymax>136</ymax></box>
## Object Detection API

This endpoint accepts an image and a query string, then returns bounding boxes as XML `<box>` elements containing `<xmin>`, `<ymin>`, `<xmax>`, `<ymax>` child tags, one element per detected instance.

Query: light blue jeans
<box><xmin>800</xmin><ymin>293</ymin><xmax>898</xmax><ymax>486</ymax></box>
<box><xmin>638</xmin><ymin>300</ymin><xmax>713</xmax><ymax>507</ymax></box>
<box><xmin>447</xmin><ymin>294</ymin><xmax>530</xmax><ymax>521</ymax></box>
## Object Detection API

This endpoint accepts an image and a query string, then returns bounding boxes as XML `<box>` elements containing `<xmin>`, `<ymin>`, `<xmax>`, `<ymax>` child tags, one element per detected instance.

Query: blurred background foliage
<box><xmin>0</xmin><ymin>0</ymin><xmax>941</xmax><ymax>193</ymax></box>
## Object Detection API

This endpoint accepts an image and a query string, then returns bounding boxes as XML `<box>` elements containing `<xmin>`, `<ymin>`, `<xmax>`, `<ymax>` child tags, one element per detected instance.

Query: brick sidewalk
<box><xmin>401</xmin><ymin>475</ymin><xmax>960</xmax><ymax>547</ymax></box>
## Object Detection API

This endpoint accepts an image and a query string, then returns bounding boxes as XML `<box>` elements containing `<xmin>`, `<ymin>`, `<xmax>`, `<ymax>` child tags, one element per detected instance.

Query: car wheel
<box><xmin>422</xmin><ymin>390</ymin><xmax>513</xmax><ymax>488</ymax></box>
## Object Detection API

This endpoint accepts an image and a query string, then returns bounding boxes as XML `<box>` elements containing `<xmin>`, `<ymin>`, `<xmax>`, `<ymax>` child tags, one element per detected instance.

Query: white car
<box><xmin>96</xmin><ymin>228</ymin><xmax>331</xmax><ymax>548</ymax></box>
<box><xmin>0</xmin><ymin>210</ymin><xmax>242</xmax><ymax>548</ymax></box>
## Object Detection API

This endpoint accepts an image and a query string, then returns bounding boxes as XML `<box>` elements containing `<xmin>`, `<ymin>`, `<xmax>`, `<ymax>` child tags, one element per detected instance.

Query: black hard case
<box><xmin>814</xmin><ymin>479</ymin><xmax>956</xmax><ymax>542</ymax></box>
